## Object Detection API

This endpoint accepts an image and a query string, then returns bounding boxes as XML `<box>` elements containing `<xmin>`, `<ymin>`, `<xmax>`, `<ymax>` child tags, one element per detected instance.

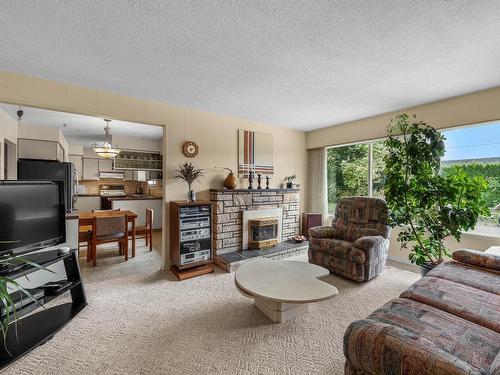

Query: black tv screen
<box><xmin>0</xmin><ymin>181</ymin><xmax>65</xmax><ymax>256</ymax></box>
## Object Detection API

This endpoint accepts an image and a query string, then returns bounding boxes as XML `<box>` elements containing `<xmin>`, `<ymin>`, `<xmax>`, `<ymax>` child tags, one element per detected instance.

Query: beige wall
<box><xmin>68</xmin><ymin>143</ymin><xmax>84</xmax><ymax>155</ymax></box>
<box><xmin>0</xmin><ymin>108</ymin><xmax>18</xmax><ymax>179</ymax></box>
<box><xmin>0</xmin><ymin>108</ymin><xmax>18</xmax><ymax>143</ymax></box>
<box><xmin>112</xmin><ymin>135</ymin><xmax>162</xmax><ymax>152</ymax></box>
<box><xmin>0</xmin><ymin>71</ymin><xmax>307</xmax><ymax>268</ymax></box>
<box><xmin>307</xmin><ymin>86</ymin><xmax>500</xmax><ymax>149</ymax></box>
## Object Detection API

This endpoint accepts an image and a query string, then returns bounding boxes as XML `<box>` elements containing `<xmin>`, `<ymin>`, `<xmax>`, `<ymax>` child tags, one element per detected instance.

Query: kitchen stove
<box><xmin>100</xmin><ymin>185</ymin><xmax>126</xmax><ymax>209</ymax></box>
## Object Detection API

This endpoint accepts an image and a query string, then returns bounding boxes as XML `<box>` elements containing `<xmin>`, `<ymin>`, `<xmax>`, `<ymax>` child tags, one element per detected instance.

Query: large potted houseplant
<box><xmin>175</xmin><ymin>162</ymin><xmax>204</xmax><ymax>201</ymax></box>
<box><xmin>384</xmin><ymin>114</ymin><xmax>489</xmax><ymax>276</ymax></box>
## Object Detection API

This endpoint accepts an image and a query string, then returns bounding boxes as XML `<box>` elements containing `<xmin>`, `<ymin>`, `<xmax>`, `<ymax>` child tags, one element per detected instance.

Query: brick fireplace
<box><xmin>209</xmin><ymin>189</ymin><xmax>301</xmax><ymax>269</ymax></box>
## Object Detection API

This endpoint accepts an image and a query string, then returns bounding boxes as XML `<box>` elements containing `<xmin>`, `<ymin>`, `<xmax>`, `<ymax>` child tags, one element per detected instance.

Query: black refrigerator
<box><xmin>18</xmin><ymin>159</ymin><xmax>78</xmax><ymax>213</ymax></box>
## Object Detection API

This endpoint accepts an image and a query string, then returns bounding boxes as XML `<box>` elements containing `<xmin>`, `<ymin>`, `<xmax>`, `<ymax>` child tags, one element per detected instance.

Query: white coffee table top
<box><xmin>235</xmin><ymin>259</ymin><xmax>338</xmax><ymax>304</ymax></box>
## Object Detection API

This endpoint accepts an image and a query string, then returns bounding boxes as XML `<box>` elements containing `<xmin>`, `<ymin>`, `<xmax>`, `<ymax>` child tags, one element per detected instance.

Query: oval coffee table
<box><xmin>235</xmin><ymin>259</ymin><xmax>338</xmax><ymax>323</ymax></box>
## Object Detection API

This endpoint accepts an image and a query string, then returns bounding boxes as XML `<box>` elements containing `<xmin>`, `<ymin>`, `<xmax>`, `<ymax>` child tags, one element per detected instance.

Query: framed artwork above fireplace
<box><xmin>238</xmin><ymin>130</ymin><xmax>274</xmax><ymax>178</ymax></box>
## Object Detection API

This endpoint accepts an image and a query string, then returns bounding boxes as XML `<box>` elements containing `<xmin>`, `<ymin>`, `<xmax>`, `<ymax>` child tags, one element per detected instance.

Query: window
<box><xmin>327</xmin><ymin>140</ymin><xmax>389</xmax><ymax>213</ymax></box>
<box><xmin>441</xmin><ymin>121</ymin><xmax>500</xmax><ymax>236</ymax></box>
<box><xmin>327</xmin><ymin>121</ymin><xmax>500</xmax><ymax>237</ymax></box>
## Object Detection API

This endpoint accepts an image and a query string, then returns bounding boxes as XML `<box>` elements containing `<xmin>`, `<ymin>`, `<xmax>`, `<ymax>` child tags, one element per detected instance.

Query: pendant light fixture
<box><xmin>92</xmin><ymin>119</ymin><xmax>121</xmax><ymax>159</ymax></box>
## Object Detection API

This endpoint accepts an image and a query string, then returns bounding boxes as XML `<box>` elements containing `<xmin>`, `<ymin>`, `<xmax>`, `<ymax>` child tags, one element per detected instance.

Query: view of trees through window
<box><xmin>327</xmin><ymin>121</ymin><xmax>500</xmax><ymax>236</ymax></box>
<box><xmin>327</xmin><ymin>143</ymin><xmax>368</xmax><ymax>213</ymax></box>
<box><xmin>441</xmin><ymin>122</ymin><xmax>500</xmax><ymax>234</ymax></box>
<box><xmin>326</xmin><ymin>141</ymin><xmax>389</xmax><ymax>213</ymax></box>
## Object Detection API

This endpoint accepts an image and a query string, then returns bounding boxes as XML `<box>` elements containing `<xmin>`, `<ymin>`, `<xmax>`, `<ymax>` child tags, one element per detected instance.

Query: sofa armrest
<box><xmin>308</xmin><ymin>226</ymin><xmax>337</xmax><ymax>238</ymax></box>
<box><xmin>344</xmin><ymin>318</ymin><xmax>480</xmax><ymax>375</ymax></box>
<box><xmin>353</xmin><ymin>235</ymin><xmax>385</xmax><ymax>251</ymax></box>
<box><xmin>452</xmin><ymin>249</ymin><xmax>500</xmax><ymax>271</ymax></box>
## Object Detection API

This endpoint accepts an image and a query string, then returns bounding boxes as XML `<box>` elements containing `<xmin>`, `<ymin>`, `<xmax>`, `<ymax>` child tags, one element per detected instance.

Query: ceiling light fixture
<box><xmin>92</xmin><ymin>119</ymin><xmax>121</xmax><ymax>159</ymax></box>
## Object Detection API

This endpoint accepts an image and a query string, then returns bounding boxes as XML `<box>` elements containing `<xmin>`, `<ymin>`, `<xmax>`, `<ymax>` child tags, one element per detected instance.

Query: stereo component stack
<box><xmin>170</xmin><ymin>201</ymin><xmax>214</xmax><ymax>280</ymax></box>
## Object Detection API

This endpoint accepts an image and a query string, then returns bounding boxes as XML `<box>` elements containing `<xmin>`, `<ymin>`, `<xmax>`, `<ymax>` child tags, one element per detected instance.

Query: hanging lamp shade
<box><xmin>92</xmin><ymin>119</ymin><xmax>121</xmax><ymax>159</ymax></box>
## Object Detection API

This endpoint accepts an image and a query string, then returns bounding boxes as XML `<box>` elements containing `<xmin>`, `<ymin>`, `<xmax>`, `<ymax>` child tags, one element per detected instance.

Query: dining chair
<box><xmin>91</xmin><ymin>214</ymin><xmax>128</xmax><ymax>267</ymax></box>
<box><xmin>130</xmin><ymin>208</ymin><xmax>153</xmax><ymax>252</ymax></box>
<box><xmin>78</xmin><ymin>225</ymin><xmax>93</xmax><ymax>262</ymax></box>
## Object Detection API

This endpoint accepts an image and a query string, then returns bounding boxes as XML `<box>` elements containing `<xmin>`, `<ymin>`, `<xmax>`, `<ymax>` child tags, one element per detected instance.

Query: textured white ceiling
<box><xmin>0</xmin><ymin>103</ymin><xmax>163</xmax><ymax>145</ymax></box>
<box><xmin>1</xmin><ymin>1</ymin><xmax>500</xmax><ymax>131</ymax></box>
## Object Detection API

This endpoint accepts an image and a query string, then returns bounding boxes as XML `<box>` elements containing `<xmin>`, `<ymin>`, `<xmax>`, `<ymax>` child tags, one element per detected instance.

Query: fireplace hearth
<box><xmin>210</xmin><ymin>188</ymin><xmax>300</xmax><ymax>270</ymax></box>
<box><xmin>248</xmin><ymin>217</ymin><xmax>278</xmax><ymax>250</ymax></box>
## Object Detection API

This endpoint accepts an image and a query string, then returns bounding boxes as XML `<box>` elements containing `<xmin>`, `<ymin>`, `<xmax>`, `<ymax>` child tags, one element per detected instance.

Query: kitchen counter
<box><xmin>66</xmin><ymin>212</ymin><xmax>79</xmax><ymax>220</ymax></box>
<box><xmin>108</xmin><ymin>195</ymin><xmax>162</xmax><ymax>201</ymax></box>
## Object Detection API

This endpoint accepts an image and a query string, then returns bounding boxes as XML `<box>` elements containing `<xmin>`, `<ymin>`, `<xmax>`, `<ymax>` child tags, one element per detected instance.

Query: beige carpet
<box><xmin>3</xmin><ymin>262</ymin><xmax>419</xmax><ymax>375</ymax></box>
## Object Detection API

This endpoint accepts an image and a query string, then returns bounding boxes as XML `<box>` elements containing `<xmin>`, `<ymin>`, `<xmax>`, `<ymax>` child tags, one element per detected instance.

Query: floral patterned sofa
<box><xmin>343</xmin><ymin>249</ymin><xmax>500</xmax><ymax>375</ymax></box>
<box><xmin>308</xmin><ymin>197</ymin><xmax>390</xmax><ymax>282</ymax></box>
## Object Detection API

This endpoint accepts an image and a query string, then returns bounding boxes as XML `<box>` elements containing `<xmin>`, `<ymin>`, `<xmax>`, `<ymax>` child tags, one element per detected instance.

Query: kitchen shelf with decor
<box><xmin>113</xmin><ymin>150</ymin><xmax>162</xmax><ymax>171</ymax></box>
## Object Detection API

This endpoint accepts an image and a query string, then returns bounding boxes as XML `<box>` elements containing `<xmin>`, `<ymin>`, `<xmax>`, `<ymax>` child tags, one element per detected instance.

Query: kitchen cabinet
<box><xmin>99</xmin><ymin>159</ymin><xmax>113</xmax><ymax>171</ymax></box>
<box><xmin>69</xmin><ymin>154</ymin><xmax>83</xmax><ymax>180</ymax></box>
<box><xmin>124</xmin><ymin>170</ymin><xmax>146</xmax><ymax>181</ymax></box>
<box><xmin>113</xmin><ymin>150</ymin><xmax>162</xmax><ymax>171</ymax></box>
<box><xmin>75</xmin><ymin>196</ymin><xmax>101</xmax><ymax>212</ymax></box>
<box><xmin>18</xmin><ymin>139</ymin><xmax>65</xmax><ymax>162</ymax></box>
<box><xmin>124</xmin><ymin>170</ymin><xmax>161</xmax><ymax>181</ymax></box>
<box><xmin>82</xmin><ymin>158</ymin><xmax>99</xmax><ymax>180</ymax></box>
<box><xmin>124</xmin><ymin>170</ymin><xmax>134</xmax><ymax>181</ymax></box>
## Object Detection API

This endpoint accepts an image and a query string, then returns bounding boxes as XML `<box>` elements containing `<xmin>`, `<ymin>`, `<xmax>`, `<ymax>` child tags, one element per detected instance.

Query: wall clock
<box><xmin>182</xmin><ymin>141</ymin><xmax>199</xmax><ymax>158</ymax></box>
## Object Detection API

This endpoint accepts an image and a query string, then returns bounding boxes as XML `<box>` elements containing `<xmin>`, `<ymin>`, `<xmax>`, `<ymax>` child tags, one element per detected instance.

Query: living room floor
<box><xmin>4</xmin><ymin>252</ymin><xmax>420</xmax><ymax>375</ymax></box>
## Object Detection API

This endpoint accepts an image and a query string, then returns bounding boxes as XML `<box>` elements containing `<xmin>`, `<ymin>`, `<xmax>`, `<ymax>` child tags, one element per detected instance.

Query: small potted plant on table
<box><xmin>383</xmin><ymin>114</ymin><xmax>489</xmax><ymax>276</ymax></box>
<box><xmin>284</xmin><ymin>175</ymin><xmax>296</xmax><ymax>189</ymax></box>
<box><xmin>175</xmin><ymin>162</ymin><xmax>204</xmax><ymax>201</ymax></box>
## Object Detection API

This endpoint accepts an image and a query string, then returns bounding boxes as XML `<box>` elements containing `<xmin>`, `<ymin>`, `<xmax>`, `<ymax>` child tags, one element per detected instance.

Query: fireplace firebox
<box><xmin>248</xmin><ymin>217</ymin><xmax>279</xmax><ymax>250</ymax></box>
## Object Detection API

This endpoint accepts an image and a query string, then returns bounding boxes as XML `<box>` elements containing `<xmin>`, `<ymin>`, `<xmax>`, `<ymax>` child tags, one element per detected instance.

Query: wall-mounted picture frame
<box><xmin>238</xmin><ymin>130</ymin><xmax>274</xmax><ymax>178</ymax></box>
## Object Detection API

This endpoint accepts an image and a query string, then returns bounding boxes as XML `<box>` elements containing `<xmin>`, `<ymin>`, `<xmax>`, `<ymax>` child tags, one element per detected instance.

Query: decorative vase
<box><xmin>224</xmin><ymin>172</ymin><xmax>238</xmax><ymax>189</ymax></box>
<box><xmin>188</xmin><ymin>190</ymin><xmax>197</xmax><ymax>201</ymax></box>
<box><xmin>419</xmin><ymin>262</ymin><xmax>435</xmax><ymax>277</ymax></box>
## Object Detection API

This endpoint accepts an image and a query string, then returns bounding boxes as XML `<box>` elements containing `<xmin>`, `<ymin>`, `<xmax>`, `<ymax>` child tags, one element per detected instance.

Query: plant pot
<box><xmin>224</xmin><ymin>172</ymin><xmax>238</xmax><ymax>189</ymax></box>
<box><xmin>419</xmin><ymin>262</ymin><xmax>435</xmax><ymax>277</ymax></box>
<box><xmin>187</xmin><ymin>190</ymin><xmax>196</xmax><ymax>201</ymax></box>
<box><xmin>286</xmin><ymin>182</ymin><xmax>294</xmax><ymax>189</ymax></box>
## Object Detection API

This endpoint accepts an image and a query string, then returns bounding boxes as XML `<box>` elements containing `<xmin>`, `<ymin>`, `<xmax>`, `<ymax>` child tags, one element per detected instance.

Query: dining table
<box><xmin>78</xmin><ymin>210</ymin><xmax>138</xmax><ymax>258</ymax></box>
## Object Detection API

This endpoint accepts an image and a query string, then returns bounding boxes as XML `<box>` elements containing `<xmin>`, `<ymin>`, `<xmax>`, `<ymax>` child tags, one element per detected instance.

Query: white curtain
<box><xmin>307</xmin><ymin>147</ymin><xmax>328</xmax><ymax>225</ymax></box>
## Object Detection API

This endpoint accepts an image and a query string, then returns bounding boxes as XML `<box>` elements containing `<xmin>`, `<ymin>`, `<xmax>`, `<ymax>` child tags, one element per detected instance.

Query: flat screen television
<box><xmin>0</xmin><ymin>181</ymin><xmax>66</xmax><ymax>256</ymax></box>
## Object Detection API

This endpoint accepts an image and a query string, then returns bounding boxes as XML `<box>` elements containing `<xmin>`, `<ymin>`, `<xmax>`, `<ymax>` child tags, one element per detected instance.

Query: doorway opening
<box><xmin>0</xmin><ymin>103</ymin><xmax>165</xmax><ymax>283</ymax></box>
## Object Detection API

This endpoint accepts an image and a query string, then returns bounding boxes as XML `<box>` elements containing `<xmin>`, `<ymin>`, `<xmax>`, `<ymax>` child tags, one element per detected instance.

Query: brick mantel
<box><xmin>210</xmin><ymin>189</ymin><xmax>300</xmax><ymax>260</ymax></box>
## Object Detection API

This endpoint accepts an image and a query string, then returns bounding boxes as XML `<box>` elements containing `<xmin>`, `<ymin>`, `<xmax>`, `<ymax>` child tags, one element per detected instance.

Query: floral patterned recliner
<box><xmin>308</xmin><ymin>196</ymin><xmax>390</xmax><ymax>282</ymax></box>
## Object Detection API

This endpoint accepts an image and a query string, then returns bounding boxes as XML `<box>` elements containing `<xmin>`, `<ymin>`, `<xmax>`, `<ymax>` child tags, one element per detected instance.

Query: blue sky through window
<box><xmin>442</xmin><ymin>122</ymin><xmax>500</xmax><ymax>161</ymax></box>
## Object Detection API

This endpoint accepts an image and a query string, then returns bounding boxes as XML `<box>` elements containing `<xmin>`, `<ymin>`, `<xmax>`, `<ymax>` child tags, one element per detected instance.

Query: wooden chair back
<box><xmin>93</xmin><ymin>215</ymin><xmax>128</xmax><ymax>240</ymax></box>
<box><xmin>90</xmin><ymin>214</ymin><xmax>129</xmax><ymax>266</ymax></box>
<box><xmin>92</xmin><ymin>209</ymin><xmax>121</xmax><ymax>213</ymax></box>
<box><xmin>146</xmin><ymin>208</ymin><xmax>153</xmax><ymax>229</ymax></box>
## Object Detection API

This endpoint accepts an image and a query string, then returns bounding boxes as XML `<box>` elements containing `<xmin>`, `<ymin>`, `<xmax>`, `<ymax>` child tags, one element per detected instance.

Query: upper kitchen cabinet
<box><xmin>68</xmin><ymin>154</ymin><xmax>83</xmax><ymax>179</ymax></box>
<box><xmin>98</xmin><ymin>158</ymin><xmax>113</xmax><ymax>171</ymax></box>
<box><xmin>18</xmin><ymin>138</ymin><xmax>65</xmax><ymax>162</ymax></box>
<box><xmin>113</xmin><ymin>150</ymin><xmax>162</xmax><ymax>171</ymax></box>
<box><xmin>82</xmin><ymin>158</ymin><xmax>99</xmax><ymax>180</ymax></box>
